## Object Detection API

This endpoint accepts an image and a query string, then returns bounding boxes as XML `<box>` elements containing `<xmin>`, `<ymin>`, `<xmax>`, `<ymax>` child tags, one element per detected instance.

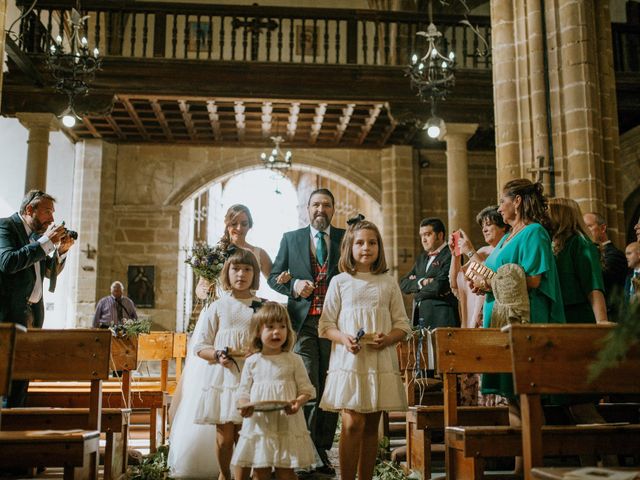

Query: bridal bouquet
<box><xmin>185</xmin><ymin>242</ymin><xmax>229</xmax><ymax>307</ymax></box>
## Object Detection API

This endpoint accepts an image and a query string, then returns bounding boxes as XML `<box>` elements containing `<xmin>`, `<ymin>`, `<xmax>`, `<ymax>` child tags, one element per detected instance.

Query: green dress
<box><xmin>481</xmin><ymin>222</ymin><xmax>566</xmax><ymax>399</ymax></box>
<box><xmin>555</xmin><ymin>234</ymin><xmax>605</xmax><ymax>324</ymax></box>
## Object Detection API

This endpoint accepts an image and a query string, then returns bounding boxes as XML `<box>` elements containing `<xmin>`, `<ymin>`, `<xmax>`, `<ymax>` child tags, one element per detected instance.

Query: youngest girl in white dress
<box><xmin>232</xmin><ymin>302</ymin><xmax>316</xmax><ymax>480</ymax></box>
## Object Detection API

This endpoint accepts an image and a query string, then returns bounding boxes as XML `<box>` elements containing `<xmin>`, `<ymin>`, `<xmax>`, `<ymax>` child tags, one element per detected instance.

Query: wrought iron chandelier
<box><xmin>406</xmin><ymin>0</ymin><xmax>455</xmax><ymax>139</ymax></box>
<box><xmin>260</xmin><ymin>136</ymin><xmax>292</xmax><ymax>172</ymax></box>
<box><xmin>46</xmin><ymin>8</ymin><xmax>102</xmax><ymax>127</ymax></box>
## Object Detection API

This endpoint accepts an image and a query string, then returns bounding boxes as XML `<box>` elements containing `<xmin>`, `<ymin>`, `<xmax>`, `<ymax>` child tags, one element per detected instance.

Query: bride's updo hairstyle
<box><xmin>502</xmin><ymin>178</ymin><xmax>552</xmax><ymax>232</ymax></box>
<box><xmin>250</xmin><ymin>302</ymin><xmax>296</xmax><ymax>353</ymax></box>
<box><xmin>219</xmin><ymin>204</ymin><xmax>254</xmax><ymax>251</ymax></box>
<box><xmin>338</xmin><ymin>215</ymin><xmax>388</xmax><ymax>275</ymax></box>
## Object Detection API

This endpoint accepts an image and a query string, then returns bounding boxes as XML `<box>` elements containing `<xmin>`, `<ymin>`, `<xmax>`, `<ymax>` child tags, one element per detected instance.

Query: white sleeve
<box><xmin>193</xmin><ymin>301</ymin><xmax>220</xmax><ymax>354</ymax></box>
<box><xmin>292</xmin><ymin>353</ymin><xmax>316</xmax><ymax>400</ymax></box>
<box><xmin>318</xmin><ymin>276</ymin><xmax>341</xmax><ymax>337</ymax></box>
<box><xmin>388</xmin><ymin>276</ymin><xmax>412</xmax><ymax>337</ymax></box>
<box><xmin>235</xmin><ymin>357</ymin><xmax>254</xmax><ymax>404</ymax></box>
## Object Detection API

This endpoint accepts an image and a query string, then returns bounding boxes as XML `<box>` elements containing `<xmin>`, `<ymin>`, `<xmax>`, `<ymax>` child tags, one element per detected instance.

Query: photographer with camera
<box><xmin>0</xmin><ymin>189</ymin><xmax>75</xmax><ymax>406</ymax></box>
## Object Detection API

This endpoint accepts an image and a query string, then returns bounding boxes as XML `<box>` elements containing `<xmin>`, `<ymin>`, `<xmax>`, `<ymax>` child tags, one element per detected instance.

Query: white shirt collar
<box><xmin>19</xmin><ymin>214</ymin><xmax>33</xmax><ymax>236</ymax></box>
<box><xmin>310</xmin><ymin>224</ymin><xmax>331</xmax><ymax>239</ymax></box>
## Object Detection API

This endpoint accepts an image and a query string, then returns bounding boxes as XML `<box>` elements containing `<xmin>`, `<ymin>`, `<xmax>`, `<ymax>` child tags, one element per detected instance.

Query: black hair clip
<box><xmin>346</xmin><ymin>214</ymin><xmax>365</xmax><ymax>226</ymax></box>
<box><xmin>355</xmin><ymin>327</ymin><xmax>365</xmax><ymax>344</ymax></box>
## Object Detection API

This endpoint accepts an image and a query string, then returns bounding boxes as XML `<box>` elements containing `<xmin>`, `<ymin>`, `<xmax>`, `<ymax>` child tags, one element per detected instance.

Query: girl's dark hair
<box><xmin>220</xmin><ymin>248</ymin><xmax>260</xmax><ymax>291</ymax></box>
<box><xmin>476</xmin><ymin>205</ymin><xmax>510</xmax><ymax>231</ymax></box>
<box><xmin>250</xmin><ymin>302</ymin><xmax>296</xmax><ymax>353</ymax></box>
<box><xmin>219</xmin><ymin>204</ymin><xmax>253</xmax><ymax>251</ymax></box>
<box><xmin>502</xmin><ymin>178</ymin><xmax>552</xmax><ymax>232</ymax></box>
<box><xmin>548</xmin><ymin>197</ymin><xmax>590</xmax><ymax>254</ymax></box>
<box><xmin>338</xmin><ymin>219</ymin><xmax>388</xmax><ymax>275</ymax></box>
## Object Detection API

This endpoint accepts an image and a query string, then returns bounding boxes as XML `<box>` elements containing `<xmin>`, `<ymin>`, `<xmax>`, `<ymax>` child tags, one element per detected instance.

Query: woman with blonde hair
<box><xmin>547</xmin><ymin>197</ymin><xmax>608</xmax><ymax>324</ymax></box>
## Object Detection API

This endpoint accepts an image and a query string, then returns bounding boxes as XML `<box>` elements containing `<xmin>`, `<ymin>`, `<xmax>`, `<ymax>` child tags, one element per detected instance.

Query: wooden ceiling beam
<box><xmin>261</xmin><ymin>101</ymin><xmax>273</xmax><ymax>139</ymax></box>
<box><xmin>357</xmin><ymin>103</ymin><xmax>383</xmax><ymax>145</ymax></box>
<box><xmin>150</xmin><ymin>98</ymin><xmax>174</xmax><ymax>141</ymax></box>
<box><xmin>105</xmin><ymin>114</ymin><xmax>126</xmax><ymax>140</ymax></box>
<box><xmin>206</xmin><ymin>101</ymin><xmax>222</xmax><ymax>141</ymax></box>
<box><xmin>286</xmin><ymin>102</ymin><xmax>300</xmax><ymax>141</ymax></box>
<box><xmin>80</xmin><ymin>116</ymin><xmax>101</xmax><ymax>138</ymax></box>
<box><xmin>178</xmin><ymin>100</ymin><xmax>198</xmax><ymax>141</ymax></box>
<box><xmin>119</xmin><ymin>95</ymin><xmax>150</xmax><ymax>140</ymax></box>
<box><xmin>309</xmin><ymin>103</ymin><xmax>327</xmax><ymax>145</ymax></box>
<box><xmin>234</xmin><ymin>101</ymin><xmax>246</xmax><ymax>142</ymax></box>
<box><xmin>334</xmin><ymin>103</ymin><xmax>355</xmax><ymax>145</ymax></box>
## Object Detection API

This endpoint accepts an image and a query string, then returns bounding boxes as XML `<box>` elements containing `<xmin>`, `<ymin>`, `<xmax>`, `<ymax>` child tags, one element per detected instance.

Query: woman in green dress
<box><xmin>548</xmin><ymin>197</ymin><xmax>608</xmax><ymax>324</ymax></box>
<box><xmin>460</xmin><ymin>179</ymin><xmax>566</xmax><ymax>400</ymax></box>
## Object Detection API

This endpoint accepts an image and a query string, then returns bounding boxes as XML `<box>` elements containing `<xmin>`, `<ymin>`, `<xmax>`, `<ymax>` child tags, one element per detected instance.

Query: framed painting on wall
<box><xmin>127</xmin><ymin>265</ymin><xmax>155</xmax><ymax>308</ymax></box>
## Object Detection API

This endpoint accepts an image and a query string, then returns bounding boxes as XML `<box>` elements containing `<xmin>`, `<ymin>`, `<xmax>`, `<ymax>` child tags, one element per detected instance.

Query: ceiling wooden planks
<box><xmin>67</xmin><ymin>95</ymin><xmax>402</xmax><ymax>147</ymax></box>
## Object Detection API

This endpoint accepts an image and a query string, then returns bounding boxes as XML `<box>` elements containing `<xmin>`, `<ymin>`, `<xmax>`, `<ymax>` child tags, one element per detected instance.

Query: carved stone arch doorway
<box><xmin>176</xmin><ymin>162</ymin><xmax>382</xmax><ymax>332</ymax></box>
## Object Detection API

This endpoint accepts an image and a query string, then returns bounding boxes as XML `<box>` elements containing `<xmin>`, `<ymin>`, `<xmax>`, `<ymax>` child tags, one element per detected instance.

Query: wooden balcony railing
<box><xmin>16</xmin><ymin>1</ymin><xmax>492</xmax><ymax>69</ymax></box>
<box><xmin>15</xmin><ymin>1</ymin><xmax>639</xmax><ymax>73</ymax></box>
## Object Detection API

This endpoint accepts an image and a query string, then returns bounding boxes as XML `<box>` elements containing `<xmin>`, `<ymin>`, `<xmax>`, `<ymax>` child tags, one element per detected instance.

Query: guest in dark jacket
<box><xmin>400</xmin><ymin>217</ymin><xmax>459</xmax><ymax>328</ymax></box>
<box><xmin>583</xmin><ymin>212</ymin><xmax>628</xmax><ymax>319</ymax></box>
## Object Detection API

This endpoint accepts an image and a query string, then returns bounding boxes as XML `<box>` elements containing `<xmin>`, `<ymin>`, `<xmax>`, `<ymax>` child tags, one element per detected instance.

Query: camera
<box><xmin>64</xmin><ymin>228</ymin><xmax>78</xmax><ymax>240</ymax></box>
<box><xmin>61</xmin><ymin>221</ymin><xmax>78</xmax><ymax>240</ymax></box>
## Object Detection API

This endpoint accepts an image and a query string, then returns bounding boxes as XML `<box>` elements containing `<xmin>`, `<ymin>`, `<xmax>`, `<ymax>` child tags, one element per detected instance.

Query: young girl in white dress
<box><xmin>232</xmin><ymin>302</ymin><xmax>316</xmax><ymax>480</ymax></box>
<box><xmin>192</xmin><ymin>248</ymin><xmax>262</xmax><ymax>480</ymax></box>
<box><xmin>319</xmin><ymin>218</ymin><xmax>412</xmax><ymax>480</ymax></box>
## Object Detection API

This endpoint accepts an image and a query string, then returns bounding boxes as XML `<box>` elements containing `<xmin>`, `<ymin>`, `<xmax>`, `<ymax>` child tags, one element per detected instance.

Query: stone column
<box><xmin>443</xmin><ymin>123</ymin><xmax>478</xmax><ymax>234</ymax></box>
<box><xmin>16</xmin><ymin>113</ymin><xmax>59</xmax><ymax>193</ymax></box>
<box><xmin>490</xmin><ymin>0</ymin><xmax>624</xmax><ymax>242</ymax></box>
<box><xmin>68</xmin><ymin>140</ymin><xmax>116</xmax><ymax>327</ymax></box>
<box><xmin>0</xmin><ymin>0</ymin><xmax>7</xmax><ymax>111</ymax></box>
<box><xmin>381</xmin><ymin>145</ymin><xmax>416</xmax><ymax>278</ymax></box>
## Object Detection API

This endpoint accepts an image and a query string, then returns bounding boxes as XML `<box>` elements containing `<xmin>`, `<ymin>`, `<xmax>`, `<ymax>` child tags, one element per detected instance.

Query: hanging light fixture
<box><xmin>406</xmin><ymin>0</ymin><xmax>456</xmax><ymax>102</ymax></box>
<box><xmin>46</xmin><ymin>8</ymin><xmax>102</xmax><ymax>127</ymax></box>
<box><xmin>260</xmin><ymin>136</ymin><xmax>292</xmax><ymax>172</ymax></box>
<box><xmin>423</xmin><ymin>101</ymin><xmax>444</xmax><ymax>139</ymax></box>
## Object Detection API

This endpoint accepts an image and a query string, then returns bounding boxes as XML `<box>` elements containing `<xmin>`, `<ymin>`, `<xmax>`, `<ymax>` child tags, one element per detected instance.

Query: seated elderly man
<box><xmin>93</xmin><ymin>281</ymin><xmax>138</xmax><ymax>328</ymax></box>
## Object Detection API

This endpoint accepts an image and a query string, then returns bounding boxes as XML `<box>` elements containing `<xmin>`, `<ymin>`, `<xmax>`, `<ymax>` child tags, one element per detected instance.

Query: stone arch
<box><xmin>164</xmin><ymin>149</ymin><xmax>382</xmax><ymax>208</ymax></box>
<box><xmin>620</xmin><ymin>125</ymin><xmax>640</xmax><ymax>243</ymax></box>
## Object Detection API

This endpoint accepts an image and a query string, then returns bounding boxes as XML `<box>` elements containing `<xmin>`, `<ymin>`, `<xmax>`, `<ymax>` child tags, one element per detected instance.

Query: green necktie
<box><xmin>315</xmin><ymin>231</ymin><xmax>327</xmax><ymax>265</ymax></box>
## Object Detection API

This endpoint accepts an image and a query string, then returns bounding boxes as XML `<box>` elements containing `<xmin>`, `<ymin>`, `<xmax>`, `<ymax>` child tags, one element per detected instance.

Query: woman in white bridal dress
<box><xmin>168</xmin><ymin>204</ymin><xmax>282</xmax><ymax>478</ymax></box>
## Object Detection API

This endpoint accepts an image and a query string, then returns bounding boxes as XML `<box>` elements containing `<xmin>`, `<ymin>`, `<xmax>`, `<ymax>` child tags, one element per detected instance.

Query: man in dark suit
<box><xmin>268</xmin><ymin>188</ymin><xmax>345</xmax><ymax>475</ymax></box>
<box><xmin>0</xmin><ymin>189</ymin><xmax>74</xmax><ymax>406</ymax></box>
<box><xmin>584</xmin><ymin>212</ymin><xmax>629</xmax><ymax>318</ymax></box>
<box><xmin>400</xmin><ymin>217</ymin><xmax>459</xmax><ymax>329</ymax></box>
<box><xmin>624</xmin><ymin>241</ymin><xmax>640</xmax><ymax>305</ymax></box>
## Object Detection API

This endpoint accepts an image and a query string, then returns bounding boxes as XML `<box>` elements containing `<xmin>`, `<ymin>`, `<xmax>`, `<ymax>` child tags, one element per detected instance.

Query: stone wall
<box><xmin>620</xmin><ymin>126</ymin><xmax>640</xmax><ymax>242</ymax></box>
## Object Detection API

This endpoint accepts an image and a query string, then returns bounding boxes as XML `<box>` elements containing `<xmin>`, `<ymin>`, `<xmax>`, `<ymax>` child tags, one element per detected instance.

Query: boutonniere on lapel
<box><xmin>431</xmin><ymin>260</ymin><xmax>440</xmax><ymax>267</ymax></box>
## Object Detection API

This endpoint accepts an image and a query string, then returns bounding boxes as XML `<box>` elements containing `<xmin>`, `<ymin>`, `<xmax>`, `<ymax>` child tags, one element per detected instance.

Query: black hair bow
<box><xmin>250</xmin><ymin>299</ymin><xmax>265</xmax><ymax>312</ymax></box>
<box><xmin>222</xmin><ymin>244</ymin><xmax>237</xmax><ymax>260</ymax></box>
<box><xmin>346</xmin><ymin>214</ymin><xmax>365</xmax><ymax>226</ymax></box>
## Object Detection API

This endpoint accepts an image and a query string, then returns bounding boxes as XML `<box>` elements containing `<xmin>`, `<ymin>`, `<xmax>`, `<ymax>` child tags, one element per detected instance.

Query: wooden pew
<box><xmin>0</xmin><ymin>329</ymin><xmax>111</xmax><ymax>480</ymax></box>
<box><xmin>434</xmin><ymin>328</ymin><xmax>512</xmax><ymax>480</ymax></box>
<box><xmin>508</xmin><ymin>324</ymin><xmax>640</xmax><ymax>480</ymax></box>
<box><xmin>27</xmin><ymin>331</ymin><xmax>178</xmax><ymax>452</ymax></box>
<box><xmin>0</xmin><ymin>324</ymin><xmax>24</xmax><ymax>427</ymax></box>
<box><xmin>1</xmin><ymin>407</ymin><xmax>130</xmax><ymax>480</ymax></box>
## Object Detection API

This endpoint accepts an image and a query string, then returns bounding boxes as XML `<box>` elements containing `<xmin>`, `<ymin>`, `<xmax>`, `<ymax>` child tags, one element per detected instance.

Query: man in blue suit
<box><xmin>0</xmin><ymin>189</ymin><xmax>75</xmax><ymax>406</ymax></box>
<box><xmin>624</xmin><ymin>242</ymin><xmax>640</xmax><ymax>305</ymax></box>
<box><xmin>268</xmin><ymin>188</ymin><xmax>345</xmax><ymax>475</ymax></box>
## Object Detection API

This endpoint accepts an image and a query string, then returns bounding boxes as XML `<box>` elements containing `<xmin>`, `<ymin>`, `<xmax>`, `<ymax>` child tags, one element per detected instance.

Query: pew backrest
<box><xmin>509</xmin><ymin>324</ymin><xmax>640</xmax><ymax>395</ymax></box>
<box><xmin>12</xmin><ymin>329</ymin><xmax>111</xmax><ymax>430</ymax></box>
<box><xmin>435</xmin><ymin>328</ymin><xmax>511</xmax><ymax>426</ymax></box>
<box><xmin>0</xmin><ymin>324</ymin><xmax>23</xmax><ymax>398</ymax></box>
